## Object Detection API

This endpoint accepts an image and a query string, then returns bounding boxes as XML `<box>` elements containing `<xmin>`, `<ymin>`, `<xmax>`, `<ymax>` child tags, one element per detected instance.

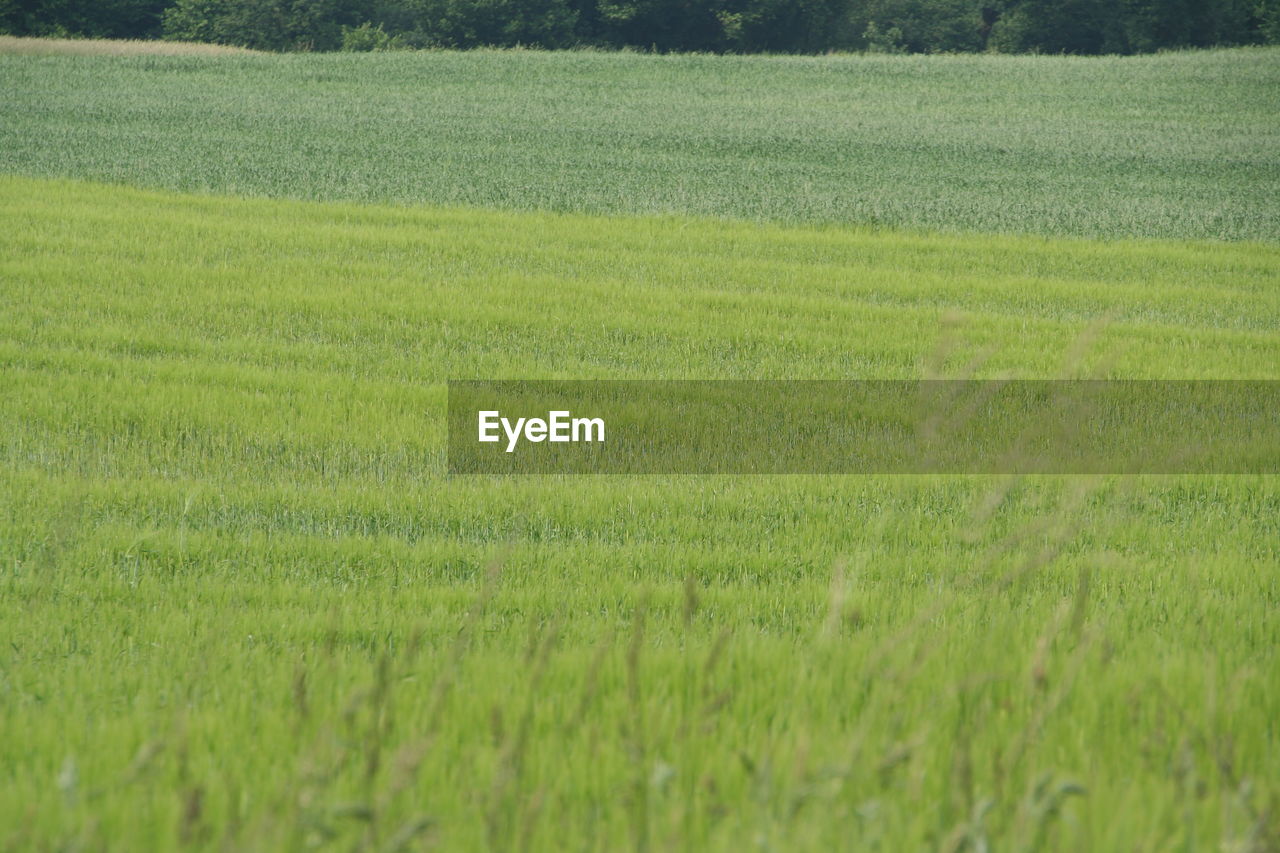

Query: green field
<box><xmin>2</xmin><ymin>45</ymin><xmax>1279</xmax><ymax>852</ymax></box>
<box><xmin>2</xmin><ymin>47</ymin><xmax>1279</xmax><ymax>240</ymax></box>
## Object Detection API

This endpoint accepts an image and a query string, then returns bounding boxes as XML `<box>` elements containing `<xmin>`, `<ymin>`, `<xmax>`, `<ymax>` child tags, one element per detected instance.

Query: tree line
<box><xmin>4</xmin><ymin>0</ymin><xmax>1278</xmax><ymax>54</ymax></box>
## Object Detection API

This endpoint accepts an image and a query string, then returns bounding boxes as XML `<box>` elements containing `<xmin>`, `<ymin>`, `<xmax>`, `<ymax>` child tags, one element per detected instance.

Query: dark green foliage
<box><xmin>1262</xmin><ymin>0</ymin><xmax>1280</xmax><ymax>43</ymax></box>
<box><xmin>1</xmin><ymin>0</ymin><xmax>170</xmax><ymax>38</ymax></box>
<box><xmin>988</xmin><ymin>0</ymin><xmax>1269</xmax><ymax>54</ymax></box>
<box><xmin>4</xmin><ymin>0</ymin><xmax>1279</xmax><ymax>51</ymax></box>
<box><xmin>160</xmin><ymin>0</ymin><xmax>370</xmax><ymax>50</ymax></box>
<box><xmin>339</xmin><ymin>19</ymin><xmax>407</xmax><ymax>48</ymax></box>
<box><xmin>854</xmin><ymin>0</ymin><xmax>987</xmax><ymax>53</ymax></box>
<box><xmin>389</xmin><ymin>0</ymin><xmax>579</xmax><ymax>48</ymax></box>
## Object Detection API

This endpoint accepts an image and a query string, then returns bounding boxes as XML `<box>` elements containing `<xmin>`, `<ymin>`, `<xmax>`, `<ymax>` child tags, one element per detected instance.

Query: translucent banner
<box><xmin>447</xmin><ymin>380</ymin><xmax>1280</xmax><ymax>475</ymax></box>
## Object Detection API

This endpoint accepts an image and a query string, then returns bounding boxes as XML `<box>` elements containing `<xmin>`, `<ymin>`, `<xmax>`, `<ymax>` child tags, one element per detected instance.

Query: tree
<box><xmin>1</xmin><ymin>0</ymin><xmax>171</xmax><ymax>38</ymax></box>
<box><xmin>162</xmin><ymin>0</ymin><xmax>371</xmax><ymax>50</ymax></box>
<box><xmin>852</xmin><ymin>0</ymin><xmax>988</xmax><ymax>53</ymax></box>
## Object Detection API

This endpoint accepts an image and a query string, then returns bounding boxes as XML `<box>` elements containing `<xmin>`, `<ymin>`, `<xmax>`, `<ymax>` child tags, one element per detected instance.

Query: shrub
<box><xmin>341</xmin><ymin>20</ymin><xmax>398</xmax><ymax>49</ymax></box>
<box><xmin>162</xmin><ymin>0</ymin><xmax>370</xmax><ymax>50</ymax></box>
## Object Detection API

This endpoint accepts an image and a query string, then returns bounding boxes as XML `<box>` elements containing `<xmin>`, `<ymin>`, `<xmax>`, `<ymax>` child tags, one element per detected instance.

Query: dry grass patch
<box><xmin>0</xmin><ymin>35</ymin><xmax>260</xmax><ymax>57</ymax></box>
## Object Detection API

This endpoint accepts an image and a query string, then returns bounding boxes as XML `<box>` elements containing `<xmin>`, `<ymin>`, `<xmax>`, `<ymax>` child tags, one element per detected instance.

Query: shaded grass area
<box><xmin>1</xmin><ymin>47</ymin><xmax>1278</xmax><ymax>240</ymax></box>
<box><xmin>1</xmin><ymin>177</ymin><xmax>1277</xmax><ymax>850</ymax></box>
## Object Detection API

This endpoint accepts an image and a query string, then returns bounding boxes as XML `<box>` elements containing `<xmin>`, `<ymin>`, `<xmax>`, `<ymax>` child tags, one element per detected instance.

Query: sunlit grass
<box><xmin>0</xmin><ymin>34</ymin><xmax>261</xmax><ymax>57</ymax></box>
<box><xmin>1</xmin><ymin>176</ymin><xmax>1277</xmax><ymax>850</ymax></box>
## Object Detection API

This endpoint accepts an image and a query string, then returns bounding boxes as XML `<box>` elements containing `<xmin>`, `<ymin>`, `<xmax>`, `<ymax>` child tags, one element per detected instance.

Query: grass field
<box><xmin>1</xmin><ymin>43</ymin><xmax>1279</xmax><ymax>852</ymax></box>
<box><xmin>1</xmin><ymin>46</ymin><xmax>1278</xmax><ymax>240</ymax></box>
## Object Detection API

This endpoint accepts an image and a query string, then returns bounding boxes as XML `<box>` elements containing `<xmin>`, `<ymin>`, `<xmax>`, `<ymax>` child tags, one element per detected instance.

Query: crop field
<box><xmin>1</xmin><ymin>45</ymin><xmax>1279</xmax><ymax>852</ymax></box>
<box><xmin>2</xmin><ymin>46</ymin><xmax>1279</xmax><ymax>240</ymax></box>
